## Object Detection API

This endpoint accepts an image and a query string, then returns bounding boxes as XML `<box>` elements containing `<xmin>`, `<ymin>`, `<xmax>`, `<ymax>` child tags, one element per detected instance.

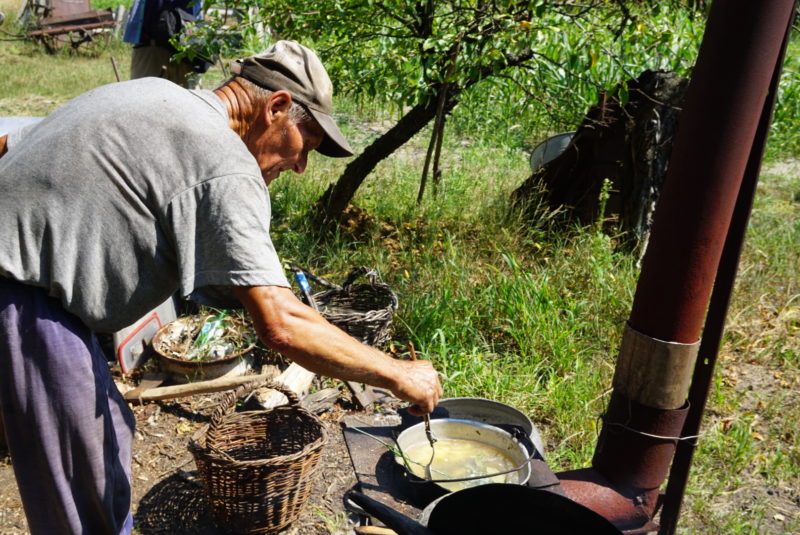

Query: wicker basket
<box><xmin>294</xmin><ymin>266</ymin><xmax>398</xmax><ymax>347</ymax></box>
<box><xmin>189</xmin><ymin>380</ymin><xmax>328</xmax><ymax>534</ymax></box>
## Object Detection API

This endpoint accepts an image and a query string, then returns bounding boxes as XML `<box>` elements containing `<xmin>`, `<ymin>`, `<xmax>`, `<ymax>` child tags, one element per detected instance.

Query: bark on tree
<box><xmin>511</xmin><ymin>70</ymin><xmax>689</xmax><ymax>251</ymax></box>
<box><xmin>316</xmin><ymin>95</ymin><xmax>457</xmax><ymax>222</ymax></box>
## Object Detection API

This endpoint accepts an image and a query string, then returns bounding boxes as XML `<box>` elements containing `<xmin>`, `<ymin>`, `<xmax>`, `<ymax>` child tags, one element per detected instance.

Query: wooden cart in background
<box><xmin>22</xmin><ymin>0</ymin><xmax>121</xmax><ymax>52</ymax></box>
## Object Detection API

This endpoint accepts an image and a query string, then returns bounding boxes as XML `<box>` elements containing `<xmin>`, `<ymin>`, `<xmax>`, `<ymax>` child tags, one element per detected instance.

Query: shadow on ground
<box><xmin>134</xmin><ymin>472</ymin><xmax>234</xmax><ymax>535</ymax></box>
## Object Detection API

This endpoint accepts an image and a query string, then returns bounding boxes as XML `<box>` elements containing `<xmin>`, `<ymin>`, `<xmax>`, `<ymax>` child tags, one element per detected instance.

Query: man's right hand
<box><xmin>389</xmin><ymin>358</ymin><xmax>442</xmax><ymax>416</ymax></box>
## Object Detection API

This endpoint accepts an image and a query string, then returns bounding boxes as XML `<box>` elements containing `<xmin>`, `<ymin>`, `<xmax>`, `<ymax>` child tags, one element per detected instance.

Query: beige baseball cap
<box><xmin>231</xmin><ymin>40</ymin><xmax>353</xmax><ymax>158</ymax></box>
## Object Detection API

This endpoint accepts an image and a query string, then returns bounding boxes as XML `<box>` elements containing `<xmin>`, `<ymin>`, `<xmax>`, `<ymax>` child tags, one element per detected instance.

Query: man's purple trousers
<box><xmin>0</xmin><ymin>278</ymin><xmax>135</xmax><ymax>534</ymax></box>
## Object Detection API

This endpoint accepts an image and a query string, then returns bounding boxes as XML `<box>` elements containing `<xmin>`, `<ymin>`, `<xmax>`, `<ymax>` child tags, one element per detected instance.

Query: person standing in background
<box><xmin>123</xmin><ymin>0</ymin><xmax>203</xmax><ymax>88</ymax></box>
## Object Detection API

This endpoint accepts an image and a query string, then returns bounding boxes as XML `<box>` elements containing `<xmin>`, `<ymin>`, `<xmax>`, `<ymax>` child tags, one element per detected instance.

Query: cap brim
<box><xmin>307</xmin><ymin>108</ymin><xmax>354</xmax><ymax>158</ymax></box>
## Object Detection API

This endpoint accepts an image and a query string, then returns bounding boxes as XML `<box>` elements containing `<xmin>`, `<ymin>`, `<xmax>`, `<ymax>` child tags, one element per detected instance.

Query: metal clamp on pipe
<box><xmin>559</xmin><ymin>390</ymin><xmax>690</xmax><ymax>532</ymax></box>
<box><xmin>592</xmin><ymin>391</ymin><xmax>690</xmax><ymax>491</ymax></box>
<box><xmin>612</xmin><ymin>323</ymin><xmax>700</xmax><ymax>410</ymax></box>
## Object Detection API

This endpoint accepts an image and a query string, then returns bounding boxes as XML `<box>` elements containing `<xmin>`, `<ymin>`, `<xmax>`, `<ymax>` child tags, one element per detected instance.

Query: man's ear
<box><xmin>265</xmin><ymin>90</ymin><xmax>293</xmax><ymax>124</ymax></box>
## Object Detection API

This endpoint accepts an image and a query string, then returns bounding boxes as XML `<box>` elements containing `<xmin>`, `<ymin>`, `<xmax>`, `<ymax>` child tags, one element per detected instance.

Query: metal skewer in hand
<box><xmin>408</xmin><ymin>341</ymin><xmax>437</xmax><ymax>480</ymax></box>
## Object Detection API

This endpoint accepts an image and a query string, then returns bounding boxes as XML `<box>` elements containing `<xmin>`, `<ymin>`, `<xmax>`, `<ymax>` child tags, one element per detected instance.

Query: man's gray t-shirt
<box><xmin>0</xmin><ymin>78</ymin><xmax>290</xmax><ymax>333</ymax></box>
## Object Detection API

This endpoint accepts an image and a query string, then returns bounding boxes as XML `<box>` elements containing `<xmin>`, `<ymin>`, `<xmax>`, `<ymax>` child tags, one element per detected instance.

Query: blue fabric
<box><xmin>0</xmin><ymin>278</ymin><xmax>135</xmax><ymax>535</ymax></box>
<box><xmin>123</xmin><ymin>0</ymin><xmax>203</xmax><ymax>44</ymax></box>
<box><xmin>122</xmin><ymin>0</ymin><xmax>146</xmax><ymax>43</ymax></box>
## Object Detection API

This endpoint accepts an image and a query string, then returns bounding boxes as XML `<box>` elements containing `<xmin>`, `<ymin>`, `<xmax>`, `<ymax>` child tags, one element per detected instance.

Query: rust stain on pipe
<box><xmin>628</xmin><ymin>0</ymin><xmax>797</xmax><ymax>344</ymax></box>
<box><xmin>592</xmin><ymin>393</ymin><xmax>689</xmax><ymax>491</ymax></box>
<box><xmin>558</xmin><ymin>467</ymin><xmax>658</xmax><ymax>532</ymax></box>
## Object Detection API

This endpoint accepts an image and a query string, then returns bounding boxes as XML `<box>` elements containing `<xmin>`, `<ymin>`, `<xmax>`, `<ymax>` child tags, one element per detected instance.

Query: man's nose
<box><xmin>293</xmin><ymin>152</ymin><xmax>309</xmax><ymax>174</ymax></box>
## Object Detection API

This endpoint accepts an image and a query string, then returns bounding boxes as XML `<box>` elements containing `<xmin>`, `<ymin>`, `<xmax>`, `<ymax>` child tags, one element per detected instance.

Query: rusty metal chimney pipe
<box><xmin>558</xmin><ymin>1</ymin><xmax>798</xmax><ymax>532</ymax></box>
<box><xmin>658</xmin><ymin>10</ymin><xmax>797</xmax><ymax>533</ymax></box>
<box><xmin>627</xmin><ymin>0</ymin><xmax>797</xmax><ymax>345</ymax></box>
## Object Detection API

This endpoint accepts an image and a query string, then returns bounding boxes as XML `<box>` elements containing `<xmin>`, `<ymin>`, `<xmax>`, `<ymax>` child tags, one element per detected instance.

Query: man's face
<box><xmin>246</xmin><ymin>104</ymin><xmax>325</xmax><ymax>185</ymax></box>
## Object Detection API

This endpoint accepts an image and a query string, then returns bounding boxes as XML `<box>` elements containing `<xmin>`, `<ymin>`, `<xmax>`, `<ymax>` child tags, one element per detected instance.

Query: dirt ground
<box><xmin>680</xmin><ymin>356</ymin><xmax>800</xmax><ymax>534</ymax></box>
<box><xmin>0</xmin><ymin>372</ymin><xmax>370</xmax><ymax>535</ymax></box>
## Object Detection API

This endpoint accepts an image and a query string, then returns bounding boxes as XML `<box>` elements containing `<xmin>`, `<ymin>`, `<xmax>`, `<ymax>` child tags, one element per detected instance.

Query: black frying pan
<box><xmin>349</xmin><ymin>483</ymin><xmax>623</xmax><ymax>535</ymax></box>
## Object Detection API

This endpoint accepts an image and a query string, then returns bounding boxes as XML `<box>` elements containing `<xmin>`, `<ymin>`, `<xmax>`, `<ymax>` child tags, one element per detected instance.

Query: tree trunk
<box><xmin>314</xmin><ymin>50</ymin><xmax>533</xmax><ymax>222</ymax></box>
<box><xmin>315</xmin><ymin>95</ymin><xmax>456</xmax><ymax>221</ymax></box>
<box><xmin>511</xmin><ymin>70</ymin><xmax>689</xmax><ymax>251</ymax></box>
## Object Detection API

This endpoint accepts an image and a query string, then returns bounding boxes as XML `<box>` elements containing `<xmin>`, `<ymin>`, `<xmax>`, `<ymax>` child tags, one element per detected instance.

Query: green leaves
<box><xmin>618</xmin><ymin>80</ymin><xmax>629</xmax><ymax>107</ymax></box>
<box><xmin>176</xmin><ymin>0</ymin><xmax>709</xmax><ymax>154</ymax></box>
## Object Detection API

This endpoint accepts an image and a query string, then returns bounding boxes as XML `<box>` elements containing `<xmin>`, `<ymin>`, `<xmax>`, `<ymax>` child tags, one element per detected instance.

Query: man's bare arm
<box><xmin>0</xmin><ymin>135</ymin><xmax>7</xmax><ymax>158</ymax></box>
<box><xmin>233</xmin><ymin>285</ymin><xmax>442</xmax><ymax>414</ymax></box>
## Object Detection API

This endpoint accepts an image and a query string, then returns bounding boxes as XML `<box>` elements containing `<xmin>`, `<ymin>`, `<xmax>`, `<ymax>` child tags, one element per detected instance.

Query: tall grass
<box><xmin>274</xmin><ymin>135</ymin><xmax>627</xmax><ymax>469</ymax></box>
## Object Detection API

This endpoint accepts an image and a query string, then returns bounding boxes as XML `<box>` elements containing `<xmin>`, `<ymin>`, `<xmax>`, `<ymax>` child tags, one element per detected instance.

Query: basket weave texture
<box><xmin>189</xmin><ymin>380</ymin><xmax>328</xmax><ymax>534</ymax></box>
<box><xmin>298</xmin><ymin>266</ymin><xmax>398</xmax><ymax>347</ymax></box>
